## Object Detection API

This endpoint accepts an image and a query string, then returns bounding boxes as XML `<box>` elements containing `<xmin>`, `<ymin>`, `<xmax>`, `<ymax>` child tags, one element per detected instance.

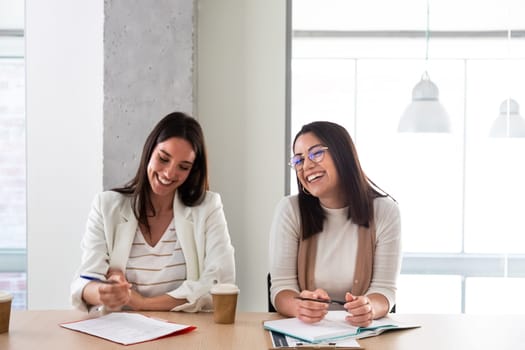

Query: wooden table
<box><xmin>1</xmin><ymin>310</ymin><xmax>524</xmax><ymax>349</ymax></box>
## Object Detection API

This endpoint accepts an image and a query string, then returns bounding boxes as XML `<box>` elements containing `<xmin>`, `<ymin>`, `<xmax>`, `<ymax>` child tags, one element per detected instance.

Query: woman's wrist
<box><xmin>367</xmin><ymin>293</ymin><xmax>389</xmax><ymax>319</ymax></box>
<box><xmin>127</xmin><ymin>290</ymin><xmax>145</xmax><ymax>310</ymax></box>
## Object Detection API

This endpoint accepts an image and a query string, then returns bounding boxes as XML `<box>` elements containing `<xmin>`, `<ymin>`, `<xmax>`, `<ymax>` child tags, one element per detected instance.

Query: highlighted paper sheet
<box><xmin>60</xmin><ymin>312</ymin><xmax>196</xmax><ymax>345</ymax></box>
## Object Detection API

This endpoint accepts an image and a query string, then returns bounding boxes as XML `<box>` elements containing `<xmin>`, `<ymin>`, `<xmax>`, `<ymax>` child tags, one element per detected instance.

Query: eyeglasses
<box><xmin>289</xmin><ymin>146</ymin><xmax>329</xmax><ymax>171</ymax></box>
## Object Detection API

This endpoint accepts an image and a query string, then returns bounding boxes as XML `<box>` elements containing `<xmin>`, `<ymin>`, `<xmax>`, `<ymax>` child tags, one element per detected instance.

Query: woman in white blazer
<box><xmin>71</xmin><ymin>112</ymin><xmax>235</xmax><ymax>312</ymax></box>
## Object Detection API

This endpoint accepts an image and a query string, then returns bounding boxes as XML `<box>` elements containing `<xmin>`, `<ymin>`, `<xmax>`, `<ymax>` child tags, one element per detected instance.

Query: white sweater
<box><xmin>269</xmin><ymin>195</ymin><xmax>402</xmax><ymax>310</ymax></box>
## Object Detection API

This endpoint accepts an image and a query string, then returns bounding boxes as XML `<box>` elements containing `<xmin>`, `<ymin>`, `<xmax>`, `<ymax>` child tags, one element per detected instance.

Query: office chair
<box><xmin>267</xmin><ymin>273</ymin><xmax>277</xmax><ymax>312</ymax></box>
<box><xmin>390</xmin><ymin>304</ymin><xmax>396</xmax><ymax>313</ymax></box>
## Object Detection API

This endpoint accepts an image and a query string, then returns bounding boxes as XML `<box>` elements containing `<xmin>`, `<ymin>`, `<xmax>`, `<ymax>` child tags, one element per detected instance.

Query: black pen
<box><xmin>80</xmin><ymin>275</ymin><xmax>118</xmax><ymax>284</ymax></box>
<box><xmin>294</xmin><ymin>296</ymin><xmax>346</xmax><ymax>306</ymax></box>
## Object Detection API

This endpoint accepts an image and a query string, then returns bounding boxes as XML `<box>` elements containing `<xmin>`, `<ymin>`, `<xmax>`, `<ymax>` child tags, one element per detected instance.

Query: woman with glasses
<box><xmin>71</xmin><ymin>112</ymin><xmax>235</xmax><ymax>313</ymax></box>
<box><xmin>269</xmin><ymin>121</ymin><xmax>401</xmax><ymax>327</ymax></box>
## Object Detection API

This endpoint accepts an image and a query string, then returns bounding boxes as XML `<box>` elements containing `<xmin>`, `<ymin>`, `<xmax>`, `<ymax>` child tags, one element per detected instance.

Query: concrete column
<box><xmin>104</xmin><ymin>0</ymin><xmax>194</xmax><ymax>189</ymax></box>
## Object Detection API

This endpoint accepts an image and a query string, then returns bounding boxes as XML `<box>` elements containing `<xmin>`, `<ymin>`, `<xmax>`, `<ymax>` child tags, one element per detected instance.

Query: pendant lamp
<box><xmin>398</xmin><ymin>0</ymin><xmax>451</xmax><ymax>133</ymax></box>
<box><xmin>489</xmin><ymin>98</ymin><xmax>525</xmax><ymax>138</ymax></box>
<box><xmin>398</xmin><ymin>71</ymin><xmax>451</xmax><ymax>133</ymax></box>
<box><xmin>488</xmin><ymin>9</ymin><xmax>525</xmax><ymax>138</ymax></box>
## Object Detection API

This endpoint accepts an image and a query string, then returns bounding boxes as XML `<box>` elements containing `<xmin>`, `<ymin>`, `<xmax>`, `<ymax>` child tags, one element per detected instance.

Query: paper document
<box><xmin>264</xmin><ymin>311</ymin><xmax>419</xmax><ymax>344</ymax></box>
<box><xmin>60</xmin><ymin>312</ymin><xmax>196</xmax><ymax>345</ymax></box>
<box><xmin>270</xmin><ymin>330</ymin><xmax>362</xmax><ymax>349</ymax></box>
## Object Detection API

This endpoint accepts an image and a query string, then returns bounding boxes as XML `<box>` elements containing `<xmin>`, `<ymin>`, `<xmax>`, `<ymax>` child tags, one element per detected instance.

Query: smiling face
<box><xmin>147</xmin><ymin>137</ymin><xmax>196</xmax><ymax>202</ymax></box>
<box><xmin>293</xmin><ymin>132</ymin><xmax>345</xmax><ymax>208</ymax></box>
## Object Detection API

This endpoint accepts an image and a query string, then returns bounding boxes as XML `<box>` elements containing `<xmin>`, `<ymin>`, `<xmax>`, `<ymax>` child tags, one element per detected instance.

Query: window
<box><xmin>289</xmin><ymin>0</ymin><xmax>525</xmax><ymax>313</ymax></box>
<box><xmin>0</xmin><ymin>0</ymin><xmax>26</xmax><ymax>310</ymax></box>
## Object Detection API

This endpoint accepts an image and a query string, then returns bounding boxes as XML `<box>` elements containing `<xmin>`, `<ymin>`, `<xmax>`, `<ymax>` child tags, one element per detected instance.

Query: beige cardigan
<box><xmin>297</xmin><ymin>222</ymin><xmax>375</xmax><ymax>296</ymax></box>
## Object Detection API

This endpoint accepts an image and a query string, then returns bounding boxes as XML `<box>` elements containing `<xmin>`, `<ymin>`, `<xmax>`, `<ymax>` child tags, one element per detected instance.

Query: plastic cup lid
<box><xmin>210</xmin><ymin>283</ymin><xmax>239</xmax><ymax>295</ymax></box>
<box><xmin>0</xmin><ymin>291</ymin><xmax>13</xmax><ymax>302</ymax></box>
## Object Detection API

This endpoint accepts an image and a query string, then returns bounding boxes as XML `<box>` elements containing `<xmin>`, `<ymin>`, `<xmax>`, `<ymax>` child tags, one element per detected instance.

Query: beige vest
<box><xmin>297</xmin><ymin>222</ymin><xmax>376</xmax><ymax>296</ymax></box>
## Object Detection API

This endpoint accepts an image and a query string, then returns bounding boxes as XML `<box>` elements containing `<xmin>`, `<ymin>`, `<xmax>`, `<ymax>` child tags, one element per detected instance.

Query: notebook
<box><xmin>60</xmin><ymin>312</ymin><xmax>196</xmax><ymax>345</ymax></box>
<box><xmin>264</xmin><ymin>311</ymin><xmax>419</xmax><ymax>344</ymax></box>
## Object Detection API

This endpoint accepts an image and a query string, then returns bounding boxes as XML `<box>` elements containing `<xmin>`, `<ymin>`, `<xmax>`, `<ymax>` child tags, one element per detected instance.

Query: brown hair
<box><xmin>112</xmin><ymin>112</ymin><xmax>209</xmax><ymax>233</ymax></box>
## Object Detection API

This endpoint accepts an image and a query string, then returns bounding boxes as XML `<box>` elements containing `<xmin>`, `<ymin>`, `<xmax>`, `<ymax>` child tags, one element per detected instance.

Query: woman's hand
<box><xmin>97</xmin><ymin>269</ymin><xmax>132</xmax><ymax>310</ymax></box>
<box><xmin>295</xmin><ymin>288</ymin><xmax>330</xmax><ymax>324</ymax></box>
<box><xmin>344</xmin><ymin>292</ymin><xmax>374</xmax><ymax>327</ymax></box>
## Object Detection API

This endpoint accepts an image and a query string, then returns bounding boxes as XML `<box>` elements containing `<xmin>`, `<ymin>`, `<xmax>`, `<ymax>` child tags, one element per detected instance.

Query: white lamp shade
<box><xmin>398</xmin><ymin>74</ymin><xmax>451</xmax><ymax>133</ymax></box>
<box><xmin>489</xmin><ymin>99</ymin><xmax>525</xmax><ymax>138</ymax></box>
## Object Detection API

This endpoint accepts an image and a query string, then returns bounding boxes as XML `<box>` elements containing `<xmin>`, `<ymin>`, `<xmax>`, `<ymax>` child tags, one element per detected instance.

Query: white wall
<box><xmin>196</xmin><ymin>0</ymin><xmax>287</xmax><ymax>311</ymax></box>
<box><xmin>26</xmin><ymin>1</ymin><xmax>103</xmax><ymax>309</ymax></box>
<box><xmin>24</xmin><ymin>0</ymin><xmax>287</xmax><ymax>311</ymax></box>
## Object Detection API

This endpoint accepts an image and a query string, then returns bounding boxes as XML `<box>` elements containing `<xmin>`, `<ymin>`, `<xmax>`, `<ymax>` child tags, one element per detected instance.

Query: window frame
<box><xmin>0</xmin><ymin>29</ymin><xmax>26</xmax><ymax>308</ymax></box>
<box><xmin>286</xmin><ymin>27</ymin><xmax>525</xmax><ymax>312</ymax></box>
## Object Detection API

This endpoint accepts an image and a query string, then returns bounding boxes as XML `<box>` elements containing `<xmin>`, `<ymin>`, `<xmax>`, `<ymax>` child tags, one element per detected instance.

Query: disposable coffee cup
<box><xmin>0</xmin><ymin>291</ymin><xmax>13</xmax><ymax>334</ymax></box>
<box><xmin>210</xmin><ymin>283</ymin><xmax>239</xmax><ymax>324</ymax></box>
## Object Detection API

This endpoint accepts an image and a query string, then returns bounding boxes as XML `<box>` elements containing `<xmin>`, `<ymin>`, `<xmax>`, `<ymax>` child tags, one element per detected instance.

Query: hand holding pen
<box><xmin>294</xmin><ymin>288</ymin><xmax>335</xmax><ymax>324</ymax></box>
<box><xmin>81</xmin><ymin>271</ymin><xmax>132</xmax><ymax>310</ymax></box>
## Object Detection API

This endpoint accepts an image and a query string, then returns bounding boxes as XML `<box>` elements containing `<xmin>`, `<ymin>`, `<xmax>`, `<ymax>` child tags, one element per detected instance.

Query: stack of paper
<box><xmin>264</xmin><ymin>311</ymin><xmax>419</xmax><ymax>344</ymax></box>
<box><xmin>60</xmin><ymin>312</ymin><xmax>196</xmax><ymax>345</ymax></box>
<box><xmin>270</xmin><ymin>330</ymin><xmax>363</xmax><ymax>349</ymax></box>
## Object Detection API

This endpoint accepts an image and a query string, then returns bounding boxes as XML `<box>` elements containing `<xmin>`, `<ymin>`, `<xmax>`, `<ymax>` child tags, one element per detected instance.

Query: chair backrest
<box><xmin>267</xmin><ymin>273</ymin><xmax>276</xmax><ymax>312</ymax></box>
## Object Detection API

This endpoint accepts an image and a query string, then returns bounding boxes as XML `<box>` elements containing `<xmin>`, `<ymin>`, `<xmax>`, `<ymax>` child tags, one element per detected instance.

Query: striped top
<box><xmin>125</xmin><ymin>218</ymin><xmax>186</xmax><ymax>297</ymax></box>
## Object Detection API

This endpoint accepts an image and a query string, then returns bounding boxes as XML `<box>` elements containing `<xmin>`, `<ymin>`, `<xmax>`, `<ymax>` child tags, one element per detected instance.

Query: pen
<box><xmin>80</xmin><ymin>275</ymin><xmax>118</xmax><ymax>284</ymax></box>
<box><xmin>294</xmin><ymin>296</ymin><xmax>346</xmax><ymax>306</ymax></box>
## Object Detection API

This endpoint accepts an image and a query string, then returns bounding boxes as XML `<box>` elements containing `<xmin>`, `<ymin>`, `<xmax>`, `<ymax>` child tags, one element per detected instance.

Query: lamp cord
<box><xmin>425</xmin><ymin>0</ymin><xmax>430</xmax><ymax>62</ymax></box>
<box><xmin>505</xmin><ymin>1</ymin><xmax>512</xmax><ymax>134</ymax></box>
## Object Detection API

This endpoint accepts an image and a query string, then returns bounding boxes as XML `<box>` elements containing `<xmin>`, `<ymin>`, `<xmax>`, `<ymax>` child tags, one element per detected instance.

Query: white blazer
<box><xmin>70</xmin><ymin>190</ymin><xmax>235</xmax><ymax>312</ymax></box>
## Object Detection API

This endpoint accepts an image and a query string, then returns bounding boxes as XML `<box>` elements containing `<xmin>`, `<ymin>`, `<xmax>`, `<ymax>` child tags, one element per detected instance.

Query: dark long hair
<box><xmin>293</xmin><ymin>121</ymin><xmax>388</xmax><ymax>239</ymax></box>
<box><xmin>112</xmin><ymin>112</ymin><xmax>209</xmax><ymax>232</ymax></box>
